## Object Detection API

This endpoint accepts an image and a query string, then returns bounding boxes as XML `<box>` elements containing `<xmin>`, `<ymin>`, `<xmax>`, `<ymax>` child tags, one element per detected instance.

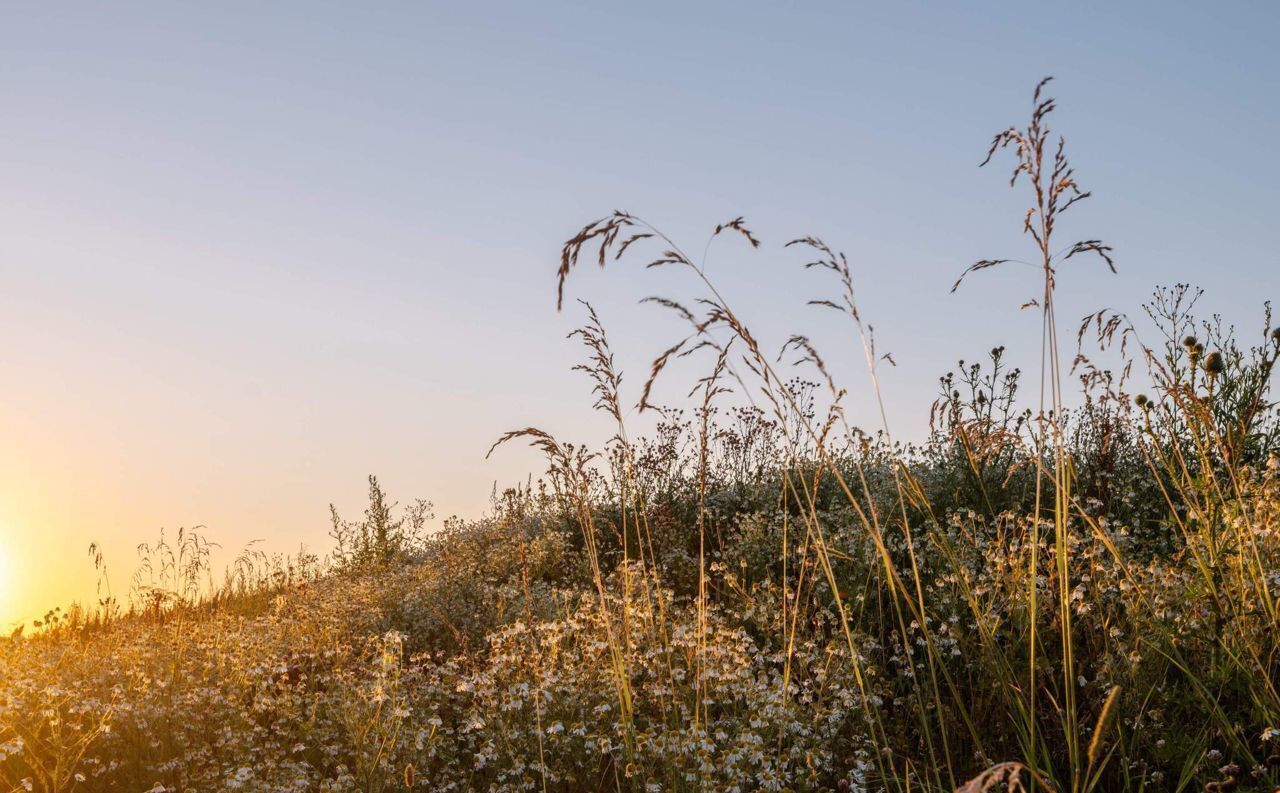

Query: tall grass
<box><xmin>0</xmin><ymin>79</ymin><xmax>1277</xmax><ymax>792</ymax></box>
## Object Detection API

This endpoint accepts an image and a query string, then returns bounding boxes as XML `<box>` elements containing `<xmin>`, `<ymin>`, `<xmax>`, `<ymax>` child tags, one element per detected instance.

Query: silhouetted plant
<box><xmin>329</xmin><ymin>475</ymin><xmax>433</xmax><ymax>571</ymax></box>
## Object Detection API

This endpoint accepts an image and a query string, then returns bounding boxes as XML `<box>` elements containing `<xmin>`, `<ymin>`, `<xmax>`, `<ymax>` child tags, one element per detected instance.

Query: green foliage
<box><xmin>329</xmin><ymin>475</ymin><xmax>433</xmax><ymax>572</ymax></box>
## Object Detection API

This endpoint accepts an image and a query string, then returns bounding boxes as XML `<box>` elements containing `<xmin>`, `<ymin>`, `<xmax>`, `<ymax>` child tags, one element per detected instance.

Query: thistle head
<box><xmin>1204</xmin><ymin>351</ymin><xmax>1226</xmax><ymax>376</ymax></box>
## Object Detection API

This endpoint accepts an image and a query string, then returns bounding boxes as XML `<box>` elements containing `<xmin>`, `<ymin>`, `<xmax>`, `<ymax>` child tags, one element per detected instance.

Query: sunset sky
<box><xmin>2</xmin><ymin>2</ymin><xmax>1278</xmax><ymax>625</ymax></box>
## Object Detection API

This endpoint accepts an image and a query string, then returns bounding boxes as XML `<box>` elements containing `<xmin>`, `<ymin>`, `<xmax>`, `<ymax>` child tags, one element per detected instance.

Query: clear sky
<box><xmin>1</xmin><ymin>2</ymin><xmax>1277</xmax><ymax>625</ymax></box>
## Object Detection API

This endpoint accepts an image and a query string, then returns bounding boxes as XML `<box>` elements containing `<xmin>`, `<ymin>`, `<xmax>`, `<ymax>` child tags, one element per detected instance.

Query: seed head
<box><xmin>1183</xmin><ymin>335</ymin><xmax>1198</xmax><ymax>348</ymax></box>
<box><xmin>1134</xmin><ymin>393</ymin><xmax>1150</xmax><ymax>409</ymax></box>
<box><xmin>1204</xmin><ymin>351</ymin><xmax>1225</xmax><ymax>376</ymax></box>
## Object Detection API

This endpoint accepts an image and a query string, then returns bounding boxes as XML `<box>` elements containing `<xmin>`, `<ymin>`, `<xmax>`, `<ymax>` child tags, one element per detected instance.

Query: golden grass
<box><xmin>1</xmin><ymin>78</ymin><xmax>1279</xmax><ymax>793</ymax></box>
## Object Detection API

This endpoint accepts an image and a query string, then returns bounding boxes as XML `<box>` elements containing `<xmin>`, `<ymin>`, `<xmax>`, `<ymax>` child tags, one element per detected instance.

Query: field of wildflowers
<box><xmin>2</xmin><ymin>81</ymin><xmax>1279</xmax><ymax>792</ymax></box>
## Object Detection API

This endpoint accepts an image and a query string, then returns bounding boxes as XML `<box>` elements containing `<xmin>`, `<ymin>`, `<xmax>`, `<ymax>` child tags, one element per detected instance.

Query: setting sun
<box><xmin>0</xmin><ymin>4</ymin><xmax>1277</xmax><ymax>791</ymax></box>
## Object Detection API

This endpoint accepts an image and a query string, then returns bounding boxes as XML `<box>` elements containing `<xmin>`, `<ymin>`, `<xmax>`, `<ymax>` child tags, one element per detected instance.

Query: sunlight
<box><xmin>0</xmin><ymin>537</ymin><xmax>11</xmax><ymax>623</ymax></box>
<box><xmin>0</xmin><ymin>7</ymin><xmax>1271</xmax><ymax>788</ymax></box>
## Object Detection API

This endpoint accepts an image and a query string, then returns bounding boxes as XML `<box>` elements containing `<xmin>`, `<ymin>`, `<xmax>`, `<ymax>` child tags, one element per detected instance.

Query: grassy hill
<box><xmin>3</xmin><ymin>81</ymin><xmax>1280</xmax><ymax>793</ymax></box>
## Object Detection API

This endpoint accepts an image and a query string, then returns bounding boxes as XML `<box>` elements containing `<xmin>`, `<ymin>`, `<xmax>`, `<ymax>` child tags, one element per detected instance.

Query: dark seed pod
<box><xmin>1204</xmin><ymin>782</ymin><xmax>1219</xmax><ymax>793</ymax></box>
<box><xmin>1204</xmin><ymin>351</ymin><xmax>1226</xmax><ymax>376</ymax></box>
<box><xmin>1184</xmin><ymin>335</ymin><xmax>1198</xmax><ymax>348</ymax></box>
<box><xmin>1219</xmin><ymin>779</ymin><xmax>1238</xmax><ymax>792</ymax></box>
<box><xmin>1134</xmin><ymin>393</ymin><xmax>1150</xmax><ymax>409</ymax></box>
<box><xmin>1271</xmin><ymin>327</ymin><xmax>1280</xmax><ymax>342</ymax></box>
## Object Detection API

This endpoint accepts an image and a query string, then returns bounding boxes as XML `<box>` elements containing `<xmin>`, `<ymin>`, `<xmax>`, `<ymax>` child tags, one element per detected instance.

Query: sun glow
<box><xmin>0</xmin><ymin>538</ymin><xmax>14</xmax><ymax>627</ymax></box>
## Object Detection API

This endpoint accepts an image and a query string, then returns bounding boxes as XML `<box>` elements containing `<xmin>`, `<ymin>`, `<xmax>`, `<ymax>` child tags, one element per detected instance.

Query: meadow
<box><xmin>2</xmin><ymin>79</ymin><xmax>1279</xmax><ymax>792</ymax></box>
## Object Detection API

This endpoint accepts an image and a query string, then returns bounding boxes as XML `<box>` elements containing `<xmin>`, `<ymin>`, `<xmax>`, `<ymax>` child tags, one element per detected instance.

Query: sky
<box><xmin>1</xmin><ymin>2</ymin><xmax>1278</xmax><ymax>625</ymax></box>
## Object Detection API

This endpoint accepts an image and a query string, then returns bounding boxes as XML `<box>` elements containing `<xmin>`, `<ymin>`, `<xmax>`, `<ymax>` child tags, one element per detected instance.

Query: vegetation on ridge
<box><xmin>2</xmin><ymin>80</ymin><xmax>1280</xmax><ymax>792</ymax></box>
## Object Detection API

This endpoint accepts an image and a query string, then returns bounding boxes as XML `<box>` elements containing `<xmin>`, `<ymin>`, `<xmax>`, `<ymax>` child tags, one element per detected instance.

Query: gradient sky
<box><xmin>2</xmin><ymin>2</ymin><xmax>1278</xmax><ymax>625</ymax></box>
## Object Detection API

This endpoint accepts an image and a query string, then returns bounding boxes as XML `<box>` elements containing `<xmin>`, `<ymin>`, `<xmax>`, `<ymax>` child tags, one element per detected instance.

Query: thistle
<box><xmin>1203</xmin><ymin>350</ymin><xmax>1226</xmax><ymax>376</ymax></box>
